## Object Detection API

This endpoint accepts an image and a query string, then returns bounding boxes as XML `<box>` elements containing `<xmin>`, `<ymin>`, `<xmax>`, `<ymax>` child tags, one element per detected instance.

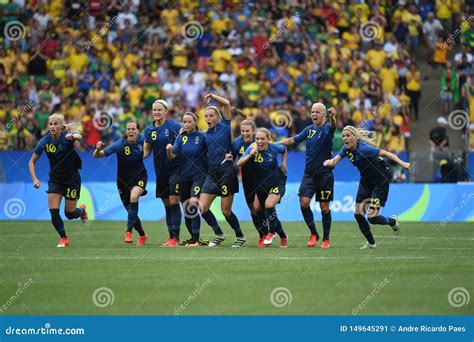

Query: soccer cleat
<box><xmin>320</xmin><ymin>240</ymin><xmax>330</xmax><ymax>249</ymax></box>
<box><xmin>263</xmin><ymin>232</ymin><xmax>275</xmax><ymax>245</ymax></box>
<box><xmin>280</xmin><ymin>237</ymin><xmax>288</xmax><ymax>248</ymax></box>
<box><xmin>180</xmin><ymin>237</ymin><xmax>193</xmax><ymax>246</ymax></box>
<box><xmin>258</xmin><ymin>238</ymin><xmax>267</xmax><ymax>248</ymax></box>
<box><xmin>186</xmin><ymin>240</ymin><xmax>202</xmax><ymax>247</ymax></box>
<box><xmin>360</xmin><ymin>242</ymin><xmax>377</xmax><ymax>249</ymax></box>
<box><xmin>231</xmin><ymin>236</ymin><xmax>247</xmax><ymax>248</ymax></box>
<box><xmin>208</xmin><ymin>234</ymin><xmax>225</xmax><ymax>247</ymax></box>
<box><xmin>390</xmin><ymin>215</ymin><xmax>400</xmax><ymax>235</ymax></box>
<box><xmin>57</xmin><ymin>237</ymin><xmax>70</xmax><ymax>248</ymax></box>
<box><xmin>307</xmin><ymin>234</ymin><xmax>318</xmax><ymax>247</ymax></box>
<box><xmin>124</xmin><ymin>232</ymin><xmax>133</xmax><ymax>243</ymax></box>
<box><xmin>80</xmin><ymin>204</ymin><xmax>88</xmax><ymax>223</ymax></box>
<box><xmin>137</xmin><ymin>235</ymin><xmax>148</xmax><ymax>246</ymax></box>
<box><xmin>161</xmin><ymin>238</ymin><xmax>173</xmax><ymax>246</ymax></box>
<box><xmin>165</xmin><ymin>237</ymin><xmax>179</xmax><ymax>247</ymax></box>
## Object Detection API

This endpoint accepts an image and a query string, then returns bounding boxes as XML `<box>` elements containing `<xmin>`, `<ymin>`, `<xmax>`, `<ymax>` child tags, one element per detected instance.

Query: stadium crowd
<box><xmin>0</xmin><ymin>0</ymin><xmax>473</xmax><ymax>157</ymax></box>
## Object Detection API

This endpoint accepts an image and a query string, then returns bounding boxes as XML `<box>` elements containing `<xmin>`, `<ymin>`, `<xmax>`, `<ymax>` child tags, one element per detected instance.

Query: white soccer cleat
<box><xmin>360</xmin><ymin>242</ymin><xmax>376</xmax><ymax>249</ymax></box>
<box><xmin>263</xmin><ymin>232</ymin><xmax>276</xmax><ymax>245</ymax></box>
<box><xmin>231</xmin><ymin>236</ymin><xmax>247</xmax><ymax>248</ymax></box>
<box><xmin>208</xmin><ymin>234</ymin><xmax>225</xmax><ymax>247</ymax></box>
<box><xmin>390</xmin><ymin>215</ymin><xmax>400</xmax><ymax>235</ymax></box>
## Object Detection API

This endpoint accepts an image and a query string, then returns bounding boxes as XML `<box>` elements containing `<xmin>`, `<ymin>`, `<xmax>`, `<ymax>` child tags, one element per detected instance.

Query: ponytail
<box><xmin>342</xmin><ymin>125</ymin><xmax>376</xmax><ymax>146</ymax></box>
<box><xmin>49</xmin><ymin>113</ymin><xmax>83</xmax><ymax>133</ymax></box>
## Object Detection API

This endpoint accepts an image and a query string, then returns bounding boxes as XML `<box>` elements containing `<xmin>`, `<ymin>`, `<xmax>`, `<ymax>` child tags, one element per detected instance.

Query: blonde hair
<box><xmin>49</xmin><ymin>113</ymin><xmax>82</xmax><ymax>133</ymax></box>
<box><xmin>256</xmin><ymin>127</ymin><xmax>271</xmax><ymax>140</ymax></box>
<box><xmin>153</xmin><ymin>99</ymin><xmax>169</xmax><ymax>110</ymax></box>
<box><xmin>205</xmin><ymin>105</ymin><xmax>222</xmax><ymax>118</ymax></box>
<box><xmin>240</xmin><ymin>118</ymin><xmax>256</xmax><ymax>131</ymax></box>
<box><xmin>342</xmin><ymin>125</ymin><xmax>376</xmax><ymax>146</ymax></box>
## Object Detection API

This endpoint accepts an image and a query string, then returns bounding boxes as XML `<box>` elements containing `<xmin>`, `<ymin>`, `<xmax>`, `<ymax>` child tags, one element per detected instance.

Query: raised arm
<box><xmin>65</xmin><ymin>132</ymin><xmax>83</xmax><ymax>140</ymax></box>
<box><xmin>327</xmin><ymin>107</ymin><xmax>337</xmax><ymax>129</ymax></box>
<box><xmin>29</xmin><ymin>153</ymin><xmax>41</xmax><ymax>188</ymax></box>
<box><xmin>379</xmin><ymin>149</ymin><xmax>410</xmax><ymax>170</ymax></box>
<box><xmin>278</xmin><ymin>137</ymin><xmax>296</xmax><ymax>146</ymax></box>
<box><xmin>280</xmin><ymin>149</ymin><xmax>287</xmax><ymax>174</ymax></box>
<box><xmin>205</xmin><ymin>93</ymin><xmax>232</xmax><ymax>120</ymax></box>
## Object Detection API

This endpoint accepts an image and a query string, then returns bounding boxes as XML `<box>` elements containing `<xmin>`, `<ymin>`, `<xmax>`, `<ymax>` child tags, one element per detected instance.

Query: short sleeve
<box><xmin>273</xmin><ymin>144</ymin><xmax>286</xmax><ymax>154</ymax></box>
<box><xmin>359</xmin><ymin>142</ymin><xmax>380</xmax><ymax>158</ymax></box>
<box><xmin>104</xmin><ymin>140</ymin><xmax>124</xmax><ymax>156</ymax></box>
<box><xmin>33</xmin><ymin>138</ymin><xmax>46</xmax><ymax>155</ymax></box>
<box><xmin>337</xmin><ymin>145</ymin><xmax>347</xmax><ymax>159</ymax></box>
<box><xmin>293</xmin><ymin>126</ymin><xmax>309</xmax><ymax>144</ymax></box>
<box><xmin>221</xmin><ymin>119</ymin><xmax>231</xmax><ymax>127</ymax></box>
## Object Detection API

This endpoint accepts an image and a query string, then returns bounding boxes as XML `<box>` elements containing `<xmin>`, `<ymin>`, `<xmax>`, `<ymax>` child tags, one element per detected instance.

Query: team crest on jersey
<box><xmin>268</xmin><ymin>154</ymin><xmax>273</xmax><ymax>162</ymax></box>
<box><xmin>165</xmin><ymin>129</ymin><xmax>169</xmax><ymax>137</ymax></box>
<box><xmin>195</xmin><ymin>136</ymin><xmax>199</xmax><ymax>144</ymax></box>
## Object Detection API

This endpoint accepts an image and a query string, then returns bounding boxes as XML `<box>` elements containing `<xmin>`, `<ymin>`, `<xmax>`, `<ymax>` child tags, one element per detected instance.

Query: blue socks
<box><xmin>191</xmin><ymin>216</ymin><xmax>201</xmax><ymax>242</ymax></box>
<box><xmin>301</xmin><ymin>207</ymin><xmax>318</xmax><ymax>237</ymax></box>
<box><xmin>165</xmin><ymin>206</ymin><xmax>172</xmax><ymax>238</ymax></box>
<box><xmin>224</xmin><ymin>212</ymin><xmax>243</xmax><ymax>238</ymax></box>
<box><xmin>322</xmin><ymin>210</ymin><xmax>332</xmax><ymax>240</ymax></box>
<box><xmin>169</xmin><ymin>204</ymin><xmax>181</xmax><ymax>240</ymax></box>
<box><xmin>64</xmin><ymin>208</ymin><xmax>83</xmax><ymax>220</ymax></box>
<box><xmin>201</xmin><ymin>210</ymin><xmax>224</xmax><ymax>235</ymax></box>
<box><xmin>368</xmin><ymin>215</ymin><xmax>395</xmax><ymax>226</ymax></box>
<box><xmin>251</xmin><ymin>212</ymin><xmax>267</xmax><ymax>238</ymax></box>
<box><xmin>50</xmin><ymin>209</ymin><xmax>66</xmax><ymax>238</ymax></box>
<box><xmin>128</xmin><ymin>202</ymin><xmax>145</xmax><ymax>236</ymax></box>
<box><xmin>355</xmin><ymin>214</ymin><xmax>375</xmax><ymax>244</ymax></box>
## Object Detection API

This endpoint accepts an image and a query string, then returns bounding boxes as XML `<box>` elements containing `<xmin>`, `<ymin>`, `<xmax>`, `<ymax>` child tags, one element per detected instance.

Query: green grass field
<box><xmin>0</xmin><ymin>220</ymin><xmax>472</xmax><ymax>315</ymax></box>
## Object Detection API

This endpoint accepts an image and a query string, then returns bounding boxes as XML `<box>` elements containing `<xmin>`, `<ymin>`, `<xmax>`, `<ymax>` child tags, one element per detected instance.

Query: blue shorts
<box><xmin>298</xmin><ymin>172</ymin><xmax>334</xmax><ymax>201</ymax></box>
<box><xmin>356</xmin><ymin>180</ymin><xmax>390</xmax><ymax>208</ymax></box>
<box><xmin>202</xmin><ymin>166</ymin><xmax>239</xmax><ymax>197</ymax></box>
<box><xmin>118</xmin><ymin>174</ymin><xmax>148</xmax><ymax>207</ymax></box>
<box><xmin>47</xmin><ymin>174</ymin><xmax>81</xmax><ymax>201</ymax></box>
<box><xmin>178</xmin><ymin>176</ymin><xmax>206</xmax><ymax>201</ymax></box>
<box><xmin>156</xmin><ymin>172</ymin><xmax>180</xmax><ymax>198</ymax></box>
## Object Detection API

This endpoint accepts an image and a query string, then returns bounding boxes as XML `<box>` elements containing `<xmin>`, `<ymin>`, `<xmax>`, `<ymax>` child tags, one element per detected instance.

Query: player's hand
<box><xmin>179</xmin><ymin>128</ymin><xmax>187</xmax><ymax>134</ymax></box>
<box><xmin>33</xmin><ymin>179</ymin><xmax>40</xmax><ymax>189</ymax></box>
<box><xmin>402</xmin><ymin>162</ymin><xmax>410</xmax><ymax>171</ymax></box>
<box><xmin>166</xmin><ymin>143</ymin><xmax>173</xmax><ymax>152</ymax></box>
<box><xmin>327</xmin><ymin>107</ymin><xmax>336</xmax><ymax>117</ymax></box>
<box><xmin>280</xmin><ymin>164</ymin><xmax>287</xmax><ymax>174</ymax></box>
<box><xmin>225</xmin><ymin>153</ymin><xmax>233</xmax><ymax>161</ymax></box>
<box><xmin>96</xmin><ymin>141</ymin><xmax>105</xmax><ymax>150</ymax></box>
<box><xmin>204</xmin><ymin>93</ymin><xmax>213</xmax><ymax>103</ymax></box>
<box><xmin>323</xmin><ymin>159</ymin><xmax>334</xmax><ymax>167</ymax></box>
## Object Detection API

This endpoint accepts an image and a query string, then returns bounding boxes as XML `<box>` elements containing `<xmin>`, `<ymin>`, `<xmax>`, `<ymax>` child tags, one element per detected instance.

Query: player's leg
<box><xmin>186</xmin><ymin>196</ymin><xmax>201</xmax><ymax>246</ymax></box>
<box><xmin>180</xmin><ymin>182</ymin><xmax>194</xmax><ymax>243</ymax></box>
<box><xmin>220</xmin><ymin>170</ymin><xmax>244</xmax><ymax>245</ymax></box>
<box><xmin>63</xmin><ymin>181</ymin><xmax>86</xmax><ymax>222</ymax></box>
<box><xmin>168</xmin><ymin>174</ymin><xmax>182</xmax><ymax>243</ymax></box>
<box><xmin>119</xmin><ymin>185</ymin><xmax>134</xmax><ymax>243</ymax></box>
<box><xmin>129</xmin><ymin>186</ymin><xmax>147</xmax><ymax>246</ymax></box>
<box><xmin>244</xmin><ymin>179</ymin><xmax>266</xmax><ymax>239</ymax></box>
<box><xmin>366</xmin><ymin>182</ymin><xmax>399</xmax><ymax>234</ymax></box>
<box><xmin>265</xmin><ymin>192</ymin><xmax>287</xmax><ymax>248</ymax></box>
<box><xmin>201</xmin><ymin>174</ymin><xmax>225</xmax><ymax>243</ymax></box>
<box><xmin>354</xmin><ymin>182</ymin><xmax>376</xmax><ymax>249</ymax></box>
<box><xmin>317</xmin><ymin>172</ymin><xmax>334</xmax><ymax>249</ymax></box>
<box><xmin>299</xmin><ymin>174</ymin><xmax>319</xmax><ymax>246</ymax></box>
<box><xmin>48</xmin><ymin>192</ymin><xmax>68</xmax><ymax>247</ymax></box>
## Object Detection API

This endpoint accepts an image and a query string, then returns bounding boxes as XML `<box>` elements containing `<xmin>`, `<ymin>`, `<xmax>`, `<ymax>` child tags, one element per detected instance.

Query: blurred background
<box><xmin>0</xmin><ymin>0</ymin><xmax>472</xmax><ymax>221</ymax></box>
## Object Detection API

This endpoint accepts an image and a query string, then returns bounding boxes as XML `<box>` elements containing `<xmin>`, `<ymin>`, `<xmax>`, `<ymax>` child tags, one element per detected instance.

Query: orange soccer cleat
<box><xmin>80</xmin><ymin>204</ymin><xmax>88</xmax><ymax>222</ymax></box>
<box><xmin>137</xmin><ymin>235</ymin><xmax>148</xmax><ymax>246</ymax></box>
<box><xmin>280</xmin><ymin>237</ymin><xmax>288</xmax><ymax>248</ymax></box>
<box><xmin>162</xmin><ymin>237</ymin><xmax>179</xmax><ymax>247</ymax></box>
<box><xmin>57</xmin><ymin>237</ymin><xmax>70</xmax><ymax>248</ymax></box>
<box><xmin>320</xmin><ymin>240</ymin><xmax>330</xmax><ymax>249</ymax></box>
<box><xmin>124</xmin><ymin>232</ymin><xmax>133</xmax><ymax>243</ymax></box>
<box><xmin>185</xmin><ymin>240</ymin><xmax>202</xmax><ymax>247</ymax></box>
<box><xmin>307</xmin><ymin>234</ymin><xmax>318</xmax><ymax>247</ymax></box>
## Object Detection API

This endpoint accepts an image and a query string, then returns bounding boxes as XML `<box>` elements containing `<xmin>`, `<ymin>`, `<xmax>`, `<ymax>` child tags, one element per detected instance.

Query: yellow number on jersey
<box><xmin>124</xmin><ymin>146</ymin><xmax>131</xmax><ymax>155</ymax></box>
<box><xmin>194</xmin><ymin>186</ymin><xmax>201</xmax><ymax>195</ymax></box>
<box><xmin>239</xmin><ymin>146</ymin><xmax>245</xmax><ymax>155</ymax></box>
<box><xmin>151</xmin><ymin>131</ymin><xmax>157</xmax><ymax>140</ymax></box>
<box><xmin>66</xmin><ymin>188</ymin><xmax>77</xmax><ymax>199</ymax></box>
<box><xmin>138</xmin><ymin>180</ymin><xmax>144</xmax><ymax>187</ymax></box>
<box><xmin>254</xmin><ymin>154</ymin><xmax>264</xmax><ymax>163</ymax></box>
<box><xmin>221</xmin><ymin>185</ymin><xmax>228</xmax><ymax>195</ymax></box>
<box><xmin>308</xmin><ymin>129</ymin><xmax>316</xmax><ymax>138</ymax></box>
<box><xmin>371</xmin><ymin>198</ymin><xmax>380</xmax><ymax>208</ymax></box>
<box><xmin>347</xmin><ymin>152</ymin><xmax>355</xmax><ymax>162</ymax></box>
<box><xmin>45</xmin><ymin>144</ymin><xmax>56</xmax><ymax>153</ymax></box>
<box><xmin>270</xmin><ymin>187</ymin><xmax>279</xmax><ymax>194</ymax></box>
<box><xmin>182</xmin><ymin>136</ymin><xmax>188</xmax><ymax>144</ymax></box>
<box><xmin>320</xmin><ymin>190</ymin><xmax>331</xmax><ymax>200</ymax></box>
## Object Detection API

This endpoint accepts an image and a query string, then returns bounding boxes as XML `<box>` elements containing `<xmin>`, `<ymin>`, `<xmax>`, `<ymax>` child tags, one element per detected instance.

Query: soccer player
<box><xmin>93</xmin><ymin>121</ymin><xmax>148</xmax><ymax>246</ymax></box>
<box><xmin>200</xmin><ymin>93</ymin><xmax>246</xmax><ymax>248</ymax></box>
<box><xmin>28</xmin><ymin>113</ymin><xmax>88</xmax><ymax>248</ymax></box>
<box><xmin>232</xmin><ymin>119</ymin><xmax>269</xmax><ymax>247</ymax></box>
<box><xmin>166</xmin><ymin>112</ymin><xmax>212</xmax><ymax>246</ymax></box>
<box><xmin>323</xmin><ymin>126</ymin><xmax>410</xmax><ymax>249</ymax></box>
<box><xmin>279</xmin><ymin>103</ymin><xmax>336</xmax><ymax>249</ymax></box>
<box><xmin>143</xmin><ymin>99</ymin><xmax>182</xmax><ymax>247</ymax></box>
<box><xmin>237</xmin><ymin>128</ymin><xmax>288</xmax><ymax>248</ymax></box>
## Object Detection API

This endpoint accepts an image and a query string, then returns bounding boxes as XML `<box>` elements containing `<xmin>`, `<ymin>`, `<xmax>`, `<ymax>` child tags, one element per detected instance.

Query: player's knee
<box><xmin>300</xmin><ymin>201</ymin><xmax>310</xmax><ymax>210</ymax></box>
<box><xmin>130</xmin><ymin>193</ymin><xmax>140</xmax><ymax>202</ymax></box>
<box><xmin>320</xmin><ymin>204</ymin><xmax>330</xmax><ymax>215</ymax></box>
<box><xmin>221</xmin><ymin>207</ymin><xmax>232</xmax><ymax>217</ymax></box>
<box><xmin>64</xmin><ymin>211</ymin><xmax>76</xmax><ymax>220</ymax></box>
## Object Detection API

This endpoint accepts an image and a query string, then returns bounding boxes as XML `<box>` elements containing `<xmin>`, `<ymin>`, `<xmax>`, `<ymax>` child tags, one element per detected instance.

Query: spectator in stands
<box><xmin>429</xmin><ymin>116</ymin><xmax>450</xmax><ymax>151</ymax></box>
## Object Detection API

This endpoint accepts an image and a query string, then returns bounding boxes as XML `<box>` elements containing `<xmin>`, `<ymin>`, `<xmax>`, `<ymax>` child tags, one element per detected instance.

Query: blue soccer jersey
<box><xmin>337</xmin><ymin>141</ymin><xmax>389</xmax><ymax>183</ymax></box>
<box><xmin>204</xmin><ymin>119</ymin><xmax>232</xmax><ymax>170</ymax></box>
<box><xmin>232</xmin><ymin>135</ymin><xmax>255</xmax><ymax>179</ymax></box>
<box><xmin>33</xmin><ymin>131</ymin><xmax>82</xmax><ymax>183</ymax></box>
<box><xmin>104</xmin><ymin>134</ymin><xmax>147</xmax><ymax>180</ymax></box>
<box><xmin>242</xmin><ymin>143</ymin><xmax>286</xmax><ymax>187</ymax></box>
<box><xmin>293</xmin><ymin>123</ymin><xmax>335</xmax><ymax>174</ymax></box>
<box><xmin>143</xmin><ymin>120</ymin><xmax>181</xmax><ymax>176</ymax></box>
<box><xmin>172</xmin><ymin>131</ymin><xmax>208</xmax><ymax>182</ymax></box>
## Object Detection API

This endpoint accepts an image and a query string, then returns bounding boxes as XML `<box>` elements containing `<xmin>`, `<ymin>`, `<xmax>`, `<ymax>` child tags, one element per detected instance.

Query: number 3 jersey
<box><xmin>103</xmin><ymin>134</ymin><xmax>147</xmax><ymax>180</ymax></box>
<box><xmin>33</xmin><ymin>131</ymin><xmax>82</xmax><ymax>183</ymax></box>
